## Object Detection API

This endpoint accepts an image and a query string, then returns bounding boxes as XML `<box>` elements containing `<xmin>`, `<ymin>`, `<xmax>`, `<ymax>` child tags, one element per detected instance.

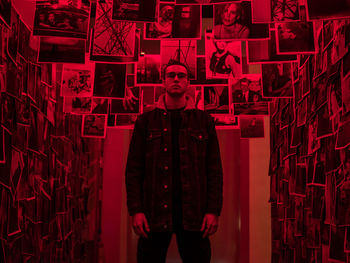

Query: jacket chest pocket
<box><xmin>189</xmin><ymin>130</ymin><xmax>208</xmax><ymax>158</ymax></box>
<box><xmin>146</xmin><ymin>130</ymin><xmax>163</xmax><ymax>155</ymax></box>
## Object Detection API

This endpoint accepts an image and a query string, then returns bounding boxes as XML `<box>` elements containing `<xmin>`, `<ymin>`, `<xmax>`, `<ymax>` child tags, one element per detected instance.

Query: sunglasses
<box><xmin>165</xmin><ymin>72</ymin><xmax>188</xmax><ymax>79</ymax></box>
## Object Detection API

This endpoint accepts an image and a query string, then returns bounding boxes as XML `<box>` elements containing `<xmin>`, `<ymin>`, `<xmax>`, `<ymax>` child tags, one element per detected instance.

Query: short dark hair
<box><xmin>162</xmin><ymin>59</ymin><xmax>190</xmax><ymax>79</ymax></box>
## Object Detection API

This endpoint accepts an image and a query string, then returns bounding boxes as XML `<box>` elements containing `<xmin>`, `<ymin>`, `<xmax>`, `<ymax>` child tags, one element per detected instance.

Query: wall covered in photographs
<box><xmin>0</xmin><ymin>0</ymin><xmax>350</xmax><ymax>262</ymax></box>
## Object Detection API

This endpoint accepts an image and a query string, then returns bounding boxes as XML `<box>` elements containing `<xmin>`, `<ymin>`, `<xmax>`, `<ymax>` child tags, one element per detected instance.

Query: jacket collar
<box><xmin>156</xmin><ymin>93</ymin><xmax>195</xmax><ymax>111</ymax></box>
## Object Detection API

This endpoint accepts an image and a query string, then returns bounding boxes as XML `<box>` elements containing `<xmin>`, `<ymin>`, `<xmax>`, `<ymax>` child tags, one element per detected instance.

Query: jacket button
<box><xmin>163</xmin><ymin>112</ymin><xmax>167</xmax><ymax>116</ymax></box>
<box><xmin>164</xmin><ymin>185</ymin><xmax>168</xmax><ymax>189</ymax></box>
<box><xmin>164</xmin><ymin>147</ymin><xmax>168</xmax><ymax>152</ymax></box>
<box><xmin>163</xmin><ymin>204</ymin><xmax>168</xmax><ymax>208</ymax></box>
<box><xmin>163</xmin><ymin>128</ymin><xmax>168</xmax><ymax>132</ymax></box>
<box><xmin>164</xmin><ymin>166</ymin><xmax>168</xmax><ymax>170</ymax></box>
<box><xmin>163</xmin><ymin>224</ymin><xmax>168</xmax><ymax>229</ymax></box>
<box><xmin>199</xmin><ymin>135</ymin><xmax>202</xmax><ymax>139</ymax></box>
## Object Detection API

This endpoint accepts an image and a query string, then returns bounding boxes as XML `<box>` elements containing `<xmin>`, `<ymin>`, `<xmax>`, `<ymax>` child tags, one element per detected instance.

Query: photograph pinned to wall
<box><xmin>240</xmin><ymin>116</ymin><xmax>265</xmax><ymax>138</ymax></box>
<box><xmin>61</xmin><ymin>62</ymin><xmax>94</xmax><ymax>97</ymax></box>
<box><xmin>0</xmin><ymin>0</ymin><xmax>11</xmax><ymax>27</ymax></box>
<box><xmin>91</xmin><ymin>98</ymin><xmax>109</xmax><ymax>114</ymax></box>
<box><xmin>111</xmin><ymin>86</ymin><xmax>140</xmax><ymax>114</ymax></box>
<box><xmin>136</xmin><ymin>54</ymin><xmax>161</xmax><ymax>85</ymax></box>
<box><xmin>9</xmin><ymin>148</ymin><xmax>23</xmax><ymax>196</ymax></box>
<box><xmin>141</xmin><ymin>86</ymin><xmax>156</xmax><ymax>113</ymax></box>
<box><xmin>336</xmin><ymin>114</ymin><xmax>350</xmax><ymax>149</ymax></box>
<box><xmin>145</xmin><ymin>3</ymin><xmax>175</xmax><ymax>39</ymax></box>
<box><xmin>205</xmin><ymin>30</ymin><xmax>242</xmax><ymax>79</ymax></box>
<box><xmin>17</xmin><ymin>19</ymin><xmax>31</xmax><ymax>60</ymax></box>
<box><xmin>247</xmin><ymin>30</ymin><xmax>297</xmax><ymax>63</ymax></box>
<box><xmin>306</xmin><ymin>0</ymin><xmax>350</xmax><ymax>20</ymax></box>
<box><xmin>6</xmin><ymin>7</ymin><xmax>19</xmax><ymax>64</ymax></box>
<box><xmin>329</xmin><ymin>225</ymin><xmax>347</xmax><ymax>261</ymax></box>
<box><xmin>190</xmin><ymin>56</ymin><xmax>228</xmax><ymax>85</ymax></box>
<box><xmin>275</xmin><ymin>22</ymin><xmax>315</xmax><ymax>54</ymax></box>
<box><xmin>341</xmin><ymin>73</ymin><xmax>350</xmax><ymax>114</ymax></box>
<box><xmin>230</xmin><ymin>74</ymin><xmax>267</xmax><ymax>103</ymax></box>
<box><xmin>93</xmin><ymin>63</ymin><xmax>126</xmax><ymax>98</ymax></box>
<box><xmin>27</xmin><ymin>63</ymin><xmax>36</xmax><ymax>102</ymax></box>
<box><xmin>261</xmin><ymin>63</ymin><xmax>293</xmax><ymax>98</ymax></box>
<box><xmin>63</xmin><ymin>97</ymin><xmax>92</xmax><ymax>114</ymax></box>
<box><xmin>38</xmin><ymin>36</ymin><xmax>86</xmax><ymax>64</ymax></box>
<box><xmin>82</xmin><ymin>114</ymin><xmax>107</xmax><ymax>138</ymax></box>
<box><xmin>26</xmin><ymin>33</ymin><xmax>40</xmax><ymax>64</ymax></box>
<box><xmin>203</xmin><ymin>85</ymin><xmax>230</xmax><ymax>114</ymax></box>
<box><xmin>1</xmin><ymin>93</ymin><xmax>16</xmax><ymax>135</ymax></box>
<box><xmin>160</xmin><ymin>39</ymin><xmax>196</xmax><ymax>79</ymax></box>
<box><xmin>5</xmin><ymin>58</ymin><xmax>21</xmax><ymax>99</ymax></box>
<box><xmin>212</xmin><ymin>114</ymin><xmax>239</xmax><ymax>128</ymax></box>
<box><xmin>345</xmin><ymin>227</ymin><xmax>350</xmax><ymax>252</ymax></box>
<box><xmin>331</xmin><ymin>20</ymin><xmax>348</xmax><ymax>64</ymax></box>
<box><xmin>343</xmin><ymin>50</ymin><xmax>350</xmax><ymax>78</ymax></box>
<box><xmin>33</xmin><ymin>0</ymin><xmax>90</xmax><ymax>39</ymax></box>
<box><xmin>316</xmin><ymin>104</ymin><xmax>333</xmax><ymax>139</ymax></box>
<box><xmin>91</xmin><ymin>28</ymin><xmax>140</xmax><ymax>63</ymax></box>
<box><xmin>328</xmin><ymin>75</ymin><xmax>342</xmax><ymax>119</ymax></box>
<box><xmin>233</xmin><ymin>101</ymin><xmax>269</xmax><ymax>115</ymax></box>
<box><xmin>0</xmin><ymin>127</ymin><xmax>4</xmax><ymax>164</ymax></box>
<box><xmin>145</xmin><ymin>4</ymin><xmax>201</xmax><ymax>39</ymax></box>
<box><xmin>323</xmin><ymin>20</ymin><xmax>334</xmax><ymax>50</ymax></box>
<box><xmin>112</xmin><ymin>0</ymin><xmax>157</xmax><ymax>22</ymax></box>
<box><xmin>307</xmin><ymin>115</ymin><xmax>320</xmax><ymax>154</ymax></box>
<box><xmin>93</xmin><ymin>1</ymin><xmax>136</xmax><ymax>58</ymax></box>
<box><xmin>271</xmin><ymin>0</ymin><xmax>299</xmax><ymax>21</ymax></box>
<box><xmin>40</xmin><ymin>63</ymin><xmax>52</xmax><ymax>87</ymax></box>
<box><xmin>251</xmin><ymin>0</ymin><xmax>272</xmax><ymax>23</ymax></box>
<box><xmin>213</xmin><ymin>1</ymin><xmax>269</xmax><ymax>40</ymax></box>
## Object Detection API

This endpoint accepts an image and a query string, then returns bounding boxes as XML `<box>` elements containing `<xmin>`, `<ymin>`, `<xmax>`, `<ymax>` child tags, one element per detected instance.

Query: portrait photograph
<box><xmin>82</xmin><ymin>114</ymin><xmax>107</xmax><ymax>138</ymax></box>
<box><xmin>261</xmin><ymin>63</ymin><xmax>294</xmax><ymax>98</ymax></box>
<box><xmin>172</xmin><ymin>5</ymin><xmax>201</xmax><ymax>39</ymax></box>
<box><xmin>112</xmin><ymin>0</ymin><xmax>157</xmax><ymax>22</ymax></box>
<box><xmin>61</xmin><ymin>63</ymin><xmax>94</xmax><ymax>97</ymax></box>
<box><xmin>240</xmin><ymin>116</ymin><xmax>265</xmax><ymax>138</ymax></box>
<box><xmin>33</xmin><ymin>0</ymin><xmax>90</xmax><ymax>39</ymax></box>
<box><xmin>205</xmin><ymin>30</ymin><xmax>242</xmax><ymax>79</ymax></box>
<box><xmin>160</xmin><ymin>40</ymin><xmax>196</xmax><ymax>79</ymax></box>
<box><xmin>230</xmin><ymin>74</ymin><xmax>266</xmax><ymax>104</ymax></box>
<box><xmin>38</xmin><ymin>36</ymin><xmax>86</xmax><ymax>64</ymax></box>
<box><xmin>136</xmin><ymin>54</ymin><xmax>161</xmax><ymax>85</ymax></box>
<box><xmin>93</xmin><ymin>63</ymin><xmax>126</xmax><ymax>98</ymax></box>
<box><xmin>213</xmin><ymin>1</ymin><xmax>269</xmax><ymax>40</ymax></box>
<box><xmin>145</xmin><ymin>3</ymin><xmax>175</xmax><ymax>39</ymax></box>
<box><xmin>276</xmin><ymin>22</ymin><xmax>316</xmax><ymax>54</ymax></box>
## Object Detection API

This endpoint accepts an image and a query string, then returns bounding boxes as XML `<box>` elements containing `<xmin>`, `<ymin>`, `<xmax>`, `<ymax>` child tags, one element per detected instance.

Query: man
<box><xmin>125</xmin><ymin>60</ymin><xmax>223</xmax><ymax>263</ymax></box>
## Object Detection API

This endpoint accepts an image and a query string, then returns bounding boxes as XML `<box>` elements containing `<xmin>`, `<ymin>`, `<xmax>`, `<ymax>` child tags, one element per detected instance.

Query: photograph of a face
<box><xmin>231</xmin><ymin>74</ymin><xmax>267</xmax><ymax>104</ymax></box>
<box><xmin>213</xmin><ymin>1</ymin><xmax>269</xmax><ymax>40</ymax></box>
<box><xmin>205</xmin><ymin>30</ymin><xmax>242</xmax><ymax>79</ymax></box>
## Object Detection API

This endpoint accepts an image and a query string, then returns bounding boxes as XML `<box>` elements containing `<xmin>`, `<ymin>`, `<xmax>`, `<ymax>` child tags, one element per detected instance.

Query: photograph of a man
<box><xmin>125</xmin><ymin>60</ymin><xmax>223</xmax><ymax>263</ymax></box>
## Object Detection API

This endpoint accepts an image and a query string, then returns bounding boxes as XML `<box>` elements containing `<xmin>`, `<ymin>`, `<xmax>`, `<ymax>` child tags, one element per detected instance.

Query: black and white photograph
<box><xmin>93</xmin><ymin>63</ymin><xmax>126</xmax><ymax>98</ymax></box>
<box><xmin>33</xmin><ymin>0</ymin><xmax>90</xmax><ymax>39</ymax></box>
<box><xmin>145</xmin><ymin>3</ymin><xmax>175</xmax><ymax>39</ymax></box>
<box><xmin>6</xmin><ymin>8</ymin><xmax>19</xmax><ymax>63</ymax></box>
<box><xmin>112</xmin><ymin>0</ymin><xmax>157</xmax><ymax>22</ymax></box>
<box><xmin>240</xmin><ymin>116</ymin><xmax>265</xmax><ymax>138</ymax></box>
<box><xmin>247</xmin><ymin>30</ymin><xmax>297</xmax><ymax>63</ymax></box>
<box><xmin>271</xmin><ymin>0</ymin><xmax>299</xmax><ymax>21</ymax></box>
<box><xmin>307</xmin><ymin>0</ymin><xmax>350</xmax><ymax>20</ymax></box>
<box><xmin>203</xmin><ymin>86</ymin><xmax>230</xmax><ymax>114</ymax></box>
<box><xmin>82</xmin><ymin>114</ymin><xmax>107</xmax><ymax>138</ymax></box>
<box><xmin>212</xmin><ymin>115</ymin><xmax>239</xmax><ymax>127</ymax></box>
<box><xmin>261</xmin><ymin>63</ymin><xmax>293</xmax><ymax>98</ymax></box>
<box><xmin>136</xmin><ymin>54</ymin><xmax>161</xmax><ymax>85</ymax></box>
<box><xmin>161</xmin><ymin>40</ymin><xmax>196</xmax><ymax>79</ymax></box>
<box><xmin>38</xmin><ymin>36</ymin><xmax>86</xmax><ymax>63</ymax></box>
<box><xmin>0</xmin><ymin>127</ymin><xmax>4</xmax><ymax>164</ymax></box>
<box><xmin>111</xmin><ymin>86</ymin><xmax>140</xmax><ymax>114</ymax></box>
<box><xmin>342</xmin><ymin>74</ymin><xmax>350</xmax><ymax>114</ymax></box>
<box><xmin>213</xmin><ymin>2</ymin><xmax>269</xmax><ymax>40</ymax></box>
<box><xmin>329</xmin><ymin>226</ymin><xmax>347</xmax><ymax>261</ymax></box>
<box><xmin>61</xmin><ymin>62</ymin><xmax>94</xmax><ymax>97</ymax></box>
<box><xmin>336</xmin><ymin>115</ymin><xmax>350</xmax><ymax>149</ymax></box>
<box><xmin>276</xmin><ymin>22</ymin><xmax>315</xmax><ymax>54</ymax></box>
<box><xmin>231</xmin><ymin>74</ymin><xmax>266</xmax><ymax>103</ymax></box>
<box><xmin>93</xmin><ymin>1</ymin><xmax>136</xmax><ymax>58</ymax></box>
<box><xmin>146</xmin><ymin>4</ymin><xmax>201</xmax><ymax>39</ymax></box>
<box><xmin>205</xmin><ymin>31</ymin><xmax>242</xmax><ymax>79</ymax></box>
<box><xmin>63</xmin><ymin>97</ymin><xmax>92</xmax><ymax>114</ymax></box>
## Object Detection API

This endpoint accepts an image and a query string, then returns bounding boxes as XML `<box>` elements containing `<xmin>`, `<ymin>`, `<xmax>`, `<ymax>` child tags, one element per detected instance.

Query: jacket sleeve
<box><xmin>205</xmin><ymin>114</ymin><xmax>223</xmax><ymax>216</ymax></box>
<box><xmin>125</xmin><ymin>114</ymin><xmax>147</xmax><ymax>216</ymax></box>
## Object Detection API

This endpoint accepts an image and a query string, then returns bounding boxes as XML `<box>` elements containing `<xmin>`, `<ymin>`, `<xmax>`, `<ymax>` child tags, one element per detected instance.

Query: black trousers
<box><xmin>137</xmin><ymin>228</ymin><xmax>211</xmax><ymax>263</ymax></box>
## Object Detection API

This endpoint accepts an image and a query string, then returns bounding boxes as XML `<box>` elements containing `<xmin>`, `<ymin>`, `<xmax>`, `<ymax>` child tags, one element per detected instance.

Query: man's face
<box><xmin>214</xmin><ymin>41</ymin><xmax>227</xmax><ymax>52</ymax></box>
<box><xmin>164</xmin><ymin>65</ymin><xmax>189</xmax><ymax>98</ymax></box>
<box><xmin>240</xmin><ymin>79</ymin><xmax>249</xmax><ymax>92</ymax></box>
<box><xmin>222</xmin><ymin>4</ymin><xmax>239</xmax><ymax>26</ymax></box>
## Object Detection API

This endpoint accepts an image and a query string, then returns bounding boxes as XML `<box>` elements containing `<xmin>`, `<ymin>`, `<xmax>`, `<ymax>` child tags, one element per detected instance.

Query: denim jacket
<box><xmin>125</xmin><ymin>94</ymin><xmax>223</xmax><ymax>232</ymax></box>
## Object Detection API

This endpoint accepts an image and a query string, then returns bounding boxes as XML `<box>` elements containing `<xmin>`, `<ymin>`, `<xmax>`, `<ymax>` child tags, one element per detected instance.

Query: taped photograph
<box><xmin>112</xmin><ymin>0</ymin><xmax>157</xmax><ymax>22</ymax></box>
<box><xmin>82</xmin><ymin>114</ymin><xmax>107</xmax><ymax>138</ymax></box>
<box><xmin>261</xmin><ymin>63</ymin><xmax>293</xmax><ymax>98</ymax></box>
<box><xmin>240</xmin><ymin>116</ymin><xmax>265</xmax><ymax>138</ymax></box>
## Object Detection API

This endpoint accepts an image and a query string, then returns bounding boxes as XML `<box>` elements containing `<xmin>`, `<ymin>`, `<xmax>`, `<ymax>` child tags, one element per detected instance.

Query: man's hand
<box><xmin>123</xmin><ymin>87</ymin><xmax>139</xmax><ymax>111</ymax></box>
<box><xmin>132</xmin><ymin>213</ymin><xmax>150</xmax><ymax>238</ymax></box>
<box><xmin>201</xmin><ymin>213</ymin><xmax>219</xmax><ymax>238</ymax></box>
